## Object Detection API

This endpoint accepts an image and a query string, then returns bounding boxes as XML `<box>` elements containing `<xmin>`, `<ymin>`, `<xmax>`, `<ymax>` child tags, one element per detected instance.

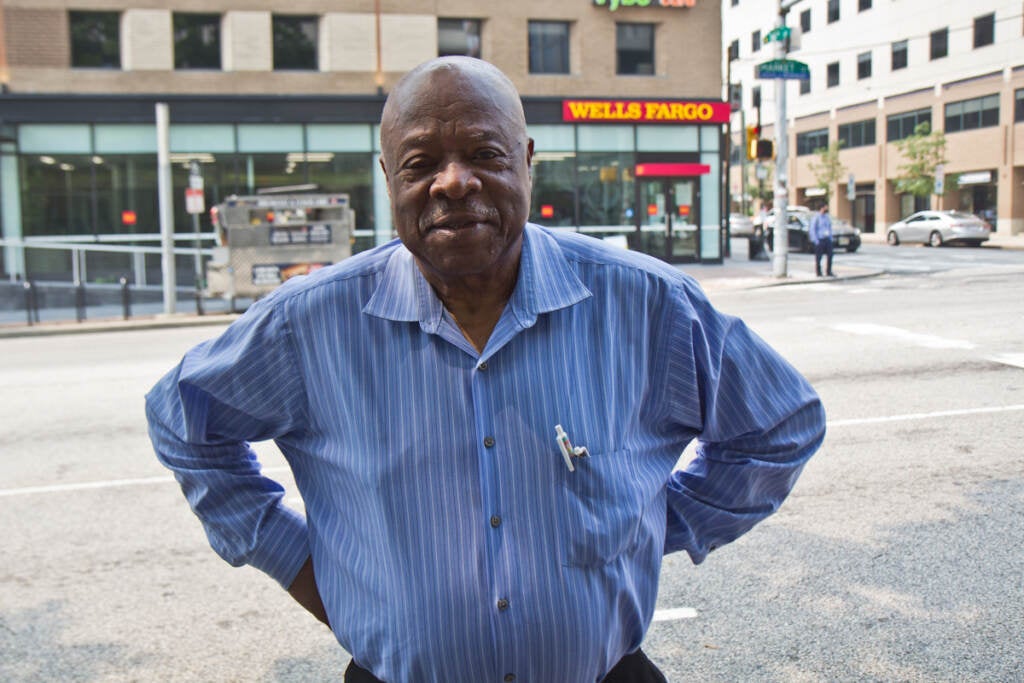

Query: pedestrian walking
<box><xmin>810</xmin><ymin>204</ymin><xmax>835</xmax><ymax>277</ymax></box>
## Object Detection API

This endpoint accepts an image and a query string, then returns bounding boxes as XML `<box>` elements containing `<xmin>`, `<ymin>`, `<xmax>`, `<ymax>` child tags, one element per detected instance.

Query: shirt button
<box><xmin>504</xmin><ymin>675</ymin><xmax>515</xmax><ymax>682</ymax></box>
<box><xmin>497</xmin><ymin>598</ymin><xmax>509</xmax><ymax>611</ymax></box>
<box><xmin>490</xmin><ymin>515</ymin><xmax>502</xmax><ymax>528</ymax></box>
<box><xmin>478</xmin><ymin>361</ymin><xmax>488</xmax><ymax>371</ymax></box>
<box><xmin>483</xmin><ymin>436</ymin><xmax>495</xmax><ymax>448</ymax></box>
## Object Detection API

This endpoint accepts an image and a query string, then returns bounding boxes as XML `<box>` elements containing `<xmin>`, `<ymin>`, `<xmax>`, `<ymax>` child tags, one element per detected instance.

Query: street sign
<box><xmin>847</xmin><ymin>174</ymin><xmax>856</xmax><ymax>201</ymax></box>
<box><xmin>764</xmin><ymin>26</ymin><xmax>791</xmax><ymax>44</ymax></box>
<box><xmin>756</xmin><ymin>59</ymin><xmax>810</xmax><ymax>80</ymax></box>
<box><xmin>934</xmin><ymin>164</ymin><xmax>945</xmax><ymax>195</ymax></box>
<box><xmin>185</xmin><ymin>188</ymin><xmax>205</xmax><ymax>214</ymax></box>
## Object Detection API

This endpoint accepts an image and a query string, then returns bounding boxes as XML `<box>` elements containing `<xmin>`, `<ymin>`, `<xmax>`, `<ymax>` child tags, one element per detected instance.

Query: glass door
<box><xmin>631</xmin><ymin>178</ymin><xmax>699</xmax><ymax>262</ymax></box>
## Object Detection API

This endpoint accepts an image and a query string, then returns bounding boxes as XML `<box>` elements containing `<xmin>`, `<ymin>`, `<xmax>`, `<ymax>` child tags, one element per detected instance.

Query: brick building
<box><xmin>0</xmin><ymin>1</ymin><xmax>728</xmax><ymax>285</ymax></box>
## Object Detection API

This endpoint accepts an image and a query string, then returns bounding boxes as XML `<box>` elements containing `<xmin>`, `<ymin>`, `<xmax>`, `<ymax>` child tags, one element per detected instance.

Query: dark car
<box><xmin>764</xmin><ymin>207</ymin><xmax>862</xmax><ymax>253</ymax></box>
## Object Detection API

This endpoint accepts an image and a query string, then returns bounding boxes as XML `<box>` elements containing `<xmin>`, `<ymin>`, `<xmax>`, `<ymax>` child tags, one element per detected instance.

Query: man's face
<box><xmin>380</xmin><ymin>68</ymin><xmax>534</xmax><ymax>280</ymax></box>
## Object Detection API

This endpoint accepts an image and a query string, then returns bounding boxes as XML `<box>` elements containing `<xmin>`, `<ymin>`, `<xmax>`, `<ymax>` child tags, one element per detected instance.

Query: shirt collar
<box><xmin>363</xmin><ymin>224</ymin><xmax>591</xmax><ymax>329</ymax></box>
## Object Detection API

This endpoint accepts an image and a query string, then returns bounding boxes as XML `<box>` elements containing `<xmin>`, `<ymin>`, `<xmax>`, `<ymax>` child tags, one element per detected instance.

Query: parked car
<box><xmin>763</xmin><ymin>206</ymin><xmax>862</xmax><ymax>253</ymax></box>
<box><xmin>886</xmin><ymin>210</ymin><xmax>991</xmax><ymax>247</ymax></box>
<box><xmin>729</xmin><ymin>213</ymin><xmax>758</xmax><ymax>237</ymax></box>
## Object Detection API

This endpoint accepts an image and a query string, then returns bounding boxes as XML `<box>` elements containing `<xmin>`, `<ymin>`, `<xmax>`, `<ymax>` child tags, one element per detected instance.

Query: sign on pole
<box><xmin>847</xmin><ymin>174</ymin><xmax>856</xmax><ymax>201</ymax></box>
<box><xmin>934</xmin><ymin>164</ymin><xmax>945</xmax><ymax>195</ymax></box>
<box><xmin>756</xmin><ymin>58</ymin><xmax>810</xmax><ymax>80</ymax></box>
<box><xmin>186</xmin><ymin>161</ymin><xmax>205</xmax><ymax>214</ymax></box>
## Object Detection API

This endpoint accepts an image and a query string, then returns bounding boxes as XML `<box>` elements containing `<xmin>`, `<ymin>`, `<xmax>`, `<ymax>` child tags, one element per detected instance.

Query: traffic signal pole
<box><xmin>771</xmin><ymin>7</ymin><xmax>790</xmax><ymax>278</ymax></box>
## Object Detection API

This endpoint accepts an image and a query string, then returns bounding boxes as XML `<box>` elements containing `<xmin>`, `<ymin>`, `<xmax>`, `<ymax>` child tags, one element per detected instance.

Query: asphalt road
<box><xmin>1</xmin><ymin>260</ymin><xmax>1022</xmax><ymax>682</ymax></box>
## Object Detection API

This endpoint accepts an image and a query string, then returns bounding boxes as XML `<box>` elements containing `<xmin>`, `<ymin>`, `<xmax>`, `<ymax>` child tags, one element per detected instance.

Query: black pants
<box><xmin>344</xmin><ymin>648</ymin><xmax>667</xmax><ymax>683</ymax></box>
<box><xmin>814</xmin><ymin>237</ymin><xmax>834</xmax><ymax>276</ymax></box>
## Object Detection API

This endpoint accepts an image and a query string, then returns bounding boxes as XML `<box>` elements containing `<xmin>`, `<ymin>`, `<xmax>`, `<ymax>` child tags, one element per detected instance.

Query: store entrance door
<box><xmin>630</xmin><ymin>178</ymin><xmax>700</xmax><ymax>262</ymax></box>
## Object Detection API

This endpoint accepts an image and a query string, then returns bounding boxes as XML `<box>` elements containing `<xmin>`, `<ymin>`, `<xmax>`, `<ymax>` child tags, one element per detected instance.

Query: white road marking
<box><xmin>2</xmin><ymin>402</ymin><xmax>1022</xmax><ymax>499</ymax></box>
<box><xmin>652</xmin><ymin>607</ymin><xmax>699</xmax><ymax>622</ymax></box>
<box><xmin>0</xmin><ymin>465</ymin><xmax>290</xmax><ymax>498</ymax></box>
<box><xmin>830</xmin><ymin>322</ymin><xmax>975</xmax><ymax>350</ymax></box>
<box><xmin>828</xmin><ymin>404</ymin><xmax>1024</xmax><ymax>428</ymax></box>
<box><xmin>987</xmin><ymin>353</ymin><xmax>1024</xmax><ymax>369</ymax></box>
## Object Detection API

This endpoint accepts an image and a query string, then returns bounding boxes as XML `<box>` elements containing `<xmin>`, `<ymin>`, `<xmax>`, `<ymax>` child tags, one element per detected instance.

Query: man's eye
<box><xmin>401</xmin><ymin>157</ymin><xmax>432</xmax><ymax>171</ymax></box>
<box><xmin>475</xmin><ymin>149</ymin><xmax>501</xmax><ymax>160</ymax></box>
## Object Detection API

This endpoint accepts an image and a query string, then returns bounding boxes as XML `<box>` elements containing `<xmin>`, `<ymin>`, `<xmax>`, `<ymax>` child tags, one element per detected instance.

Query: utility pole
<box><xmin>771</xmin><ymin>4</ymin><xmax>790</xmax><ymax>279</ymax></box>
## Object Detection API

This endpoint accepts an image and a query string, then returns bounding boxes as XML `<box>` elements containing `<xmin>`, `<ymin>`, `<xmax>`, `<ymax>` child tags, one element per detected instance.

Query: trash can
<box><xmin>748</xmin><ymin>233</ymin><xmax>768</xmax><ymax>261</ymax></box>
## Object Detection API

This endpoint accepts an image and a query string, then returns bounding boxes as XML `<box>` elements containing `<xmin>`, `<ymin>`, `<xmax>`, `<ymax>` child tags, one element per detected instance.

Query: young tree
<box><xmin>807</xmin><ymin>140</ymin><xmax>846</xmax><ymax>203</ymax></box>
<box><xmin>893</xmin><ymin>122</ymin><xmax>948</xmax><ymax>201</ymax></box>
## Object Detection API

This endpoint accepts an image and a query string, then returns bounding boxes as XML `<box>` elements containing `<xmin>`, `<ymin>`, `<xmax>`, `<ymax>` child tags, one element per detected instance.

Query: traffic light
<box><xmin>746</xmin><ymin>125</ymin><xmax>761</xmax><ymax>161</ymax></box>
<box><xmin>755</xmin><ymin>139</ymin><xmax>775</xmax><ymax>160</ymax></box>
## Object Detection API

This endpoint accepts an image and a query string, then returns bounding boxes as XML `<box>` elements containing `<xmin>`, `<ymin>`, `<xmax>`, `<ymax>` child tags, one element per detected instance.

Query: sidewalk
<box><xmin>6</xmin><ymin>227</ymin><xmax>1023</xmax><ymax>338</ymax></box>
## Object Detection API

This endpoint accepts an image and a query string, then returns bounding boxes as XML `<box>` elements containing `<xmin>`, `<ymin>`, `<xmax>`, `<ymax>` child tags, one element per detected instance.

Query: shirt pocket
<box><xmin>558</xmin><ymin>450</ymin><xmax>645</xmax><ymax>568</ymax></box>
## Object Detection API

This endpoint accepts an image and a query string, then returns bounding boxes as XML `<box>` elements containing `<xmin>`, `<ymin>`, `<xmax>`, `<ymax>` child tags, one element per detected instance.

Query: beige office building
<box><xmin>725</xmin><ymin>0</ymin><xmax>1024</xmax><ymax>236</ymax></box>
<box><xmin>0</xmin><ymin>0</ymin><xmax>728</xmax><ymax>286</ymax></box>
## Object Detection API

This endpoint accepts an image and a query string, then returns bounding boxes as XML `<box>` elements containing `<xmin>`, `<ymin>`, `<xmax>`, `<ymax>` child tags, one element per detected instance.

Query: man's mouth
<box><xmin>425</xmin><ymin>213</ymin><xmax>492</xmax><ymax>232</ymax></box>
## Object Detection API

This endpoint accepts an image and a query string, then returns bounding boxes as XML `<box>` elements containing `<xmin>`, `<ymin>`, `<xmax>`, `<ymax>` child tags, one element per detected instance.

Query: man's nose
<box><xmin>430</xmin><ymin>161</ymin><xmax>482</xmax><ymax>200</ymax></box>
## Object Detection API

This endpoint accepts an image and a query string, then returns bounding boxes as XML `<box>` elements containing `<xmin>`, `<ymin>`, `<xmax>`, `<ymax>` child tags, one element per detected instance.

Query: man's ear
<box><xmin>379</xmin><ymin>157</ymin><xmax>392</xmax><ymax>198</ymax></box>
<box><xmin>526</xmin><ymin>138</ymin><xmax>535</xmax><ymax>176</ymax></box>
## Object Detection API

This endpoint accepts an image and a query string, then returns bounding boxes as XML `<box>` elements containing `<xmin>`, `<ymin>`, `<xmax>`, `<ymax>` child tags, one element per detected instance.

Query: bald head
<box><xmin>380</xmin><ymin>57</ymin><xmax>527</xmax><ymax>158</ymax></box>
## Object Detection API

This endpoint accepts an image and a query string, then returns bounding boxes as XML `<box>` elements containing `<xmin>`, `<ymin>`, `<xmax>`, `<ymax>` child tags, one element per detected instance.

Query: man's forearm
<box><xmin>287</xmin><ymin>556</ymin><xmax>330</xmax><ymax>626</ymax></box>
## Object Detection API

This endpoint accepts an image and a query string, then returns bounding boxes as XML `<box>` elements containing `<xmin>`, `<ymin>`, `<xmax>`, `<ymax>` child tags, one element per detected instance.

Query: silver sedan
<box><xmin>886</xmin><ymin>211</ymin><xmax>991</xmax><ymax>247</ymax></box>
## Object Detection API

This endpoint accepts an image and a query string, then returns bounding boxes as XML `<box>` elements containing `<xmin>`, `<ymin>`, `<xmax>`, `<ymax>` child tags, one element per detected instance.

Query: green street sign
<box><xmin>756</xmin><ymin>58</ymin><xmax>810</xmax><ymax>80</ymax></box>
<box><xmin>764</xmin><ymin>26</ymin><xmax>791</xmax><ymax>43</ymax></box>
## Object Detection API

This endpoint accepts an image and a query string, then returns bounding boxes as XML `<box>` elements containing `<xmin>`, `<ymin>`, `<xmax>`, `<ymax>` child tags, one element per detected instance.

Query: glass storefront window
<box><xmin>306</xmin><ymin>153</ymin><xmax>376</xmax><ymax>252</ymax></box>
<box><xmin>530</xmin><ymin>153</ymin><xmax>576</xmax><ymax>227</ymax></box>
<box><xmin>637</xmin><ymin>126</ymin><xmax>698</xmax><ymax>152</ymax></box>
<box><xmin>577</xmin><ymin>152</ymin><xmax>634</xmax><ymax>229</ymax></box>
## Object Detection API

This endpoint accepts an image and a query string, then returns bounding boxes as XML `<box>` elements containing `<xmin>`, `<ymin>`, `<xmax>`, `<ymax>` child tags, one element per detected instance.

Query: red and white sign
<box><xmin>185</xmin><ymin>188</ymin><xmax>205</xmax><ymax>215</ymax></box>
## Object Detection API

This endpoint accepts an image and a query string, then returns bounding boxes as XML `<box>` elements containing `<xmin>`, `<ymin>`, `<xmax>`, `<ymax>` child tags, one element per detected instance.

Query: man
<box><xmin>146</xmin><ymin>57</ymin><xmax>825</xmax><ymax>682</ymax></box>
<box><xmin>809</xmin><ymin>204</ymin><xmax>835</xmax><ymax>277</ymax></box>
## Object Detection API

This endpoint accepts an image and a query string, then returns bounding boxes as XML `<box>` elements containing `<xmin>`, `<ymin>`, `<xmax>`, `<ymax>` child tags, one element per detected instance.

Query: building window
<box><xmin>945</xmin><ymin>94</ymin><xmax>1000</xmax><ymax>133</ymax></box>
<box><xmin>173</xmin><ymin>13</ymin><xmax>221</xmax><ymax>70</ymax></box>
<box><xmin>931</xmin><ymin>27</ymin><xmax>948</xmax><ymax>60</ymax></box>
<box><xmin>827</xmin><ymin>0</ymin><xmax>840</xmax><ymax>23</ymax></box>
<box><xmin>891</xmin><ymin>40</ymin><xmax>908</xmax><ymax>70</ymax></box>
<box><xmin>838</xmin><ymin>119</ymin><xmax>876</xmax><ymax>148</ymax></box>
<box><xmin>974</xmin><ymin>13</ymin><xmax>995</xmax><ymax>48</ymax></box>
<box><xmin>69</xmin><ymin>11</ymin><xmax>121</xmax><ymax>69</ymax></box>
<box><xmin>752</xmin><ymin>30</ymin><xmax>761</xmax><ymax>52</ymax></box>
<box><xmin>796</xmin><ymin>128</ymin><xmax>829</xmax><ymax>156</ymax></box>
<box><xmin>1016</xmin><ymin>89</ymin><xmax>1024</xmax><ymax>122</ymax></box>
<box><xmin>438</xmin><ymin>18</ymin><xmax>481</xmax><ymax>58</ymax></box>
<box><xmin>857</xmin><ymin>52</ymin><xmax>872</xmax><ymax>79</ymax></box>
<box><xmin>752</xmin><ymin>86</ymin><xmax>761</xmax><ymax>109</ymax></box>
<box><xmin>616</xmin><ymin>23</ymin><xmax>654</xmax><ymax>75</ymax></box>
<box><xmin>827</xmin><ymin>61</ymin><xmax>839</xmax><ymax>87</ymax></box>
<box><xmin>728</xmin><ymin>39</ymin><xmax>739</xmax><ymax>62</ymax></box>
<box><xmin>800</xmin><ymin>77</ymin><xmax>811</xmax><ymax>95</ymax></box>
<box><xmin>731</xmin><ymin>0</ymin><xmax>738</xmax><ymax>5</ymax></box>
<box><xmin>273</xmin><ymin>15</ymin><xmax>318</xmax><ymax>71</ymax></box>
<box><xmin>800</xmin><ymin>9</ymin><xmax>811</xmax><ymax>33</ymax></box>
<box><xmin>858</xmin><ymin>0</ymin><xmax>872</xmax><ymax>11</ymax></box>
<box><xmin>528</xmin><ymin>21</ymin><xmax>570</xmax><ymax>74</ymax></box>
<box><xmin>887</xmin><ymin>108</ymin><xmax>932</xmax><ymax>142</ymax></box>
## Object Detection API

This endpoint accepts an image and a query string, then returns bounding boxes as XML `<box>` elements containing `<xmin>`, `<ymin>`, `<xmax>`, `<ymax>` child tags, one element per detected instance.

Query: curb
<box><xmin>0</xmin><ymin>313</ymin><xmax>240</xmax><ymax>339</ymax></box>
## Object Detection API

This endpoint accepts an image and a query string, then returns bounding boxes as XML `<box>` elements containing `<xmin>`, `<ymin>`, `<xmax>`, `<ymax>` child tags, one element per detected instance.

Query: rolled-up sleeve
<box><xmin>663</xmin><ymin>282</ymin><xmax>826</xmax><ymax>564</ymax></box>
<box><xmin>145</xmin><ymin>299</ymin><xmax>311</xmax><ymax>587</ymax></box>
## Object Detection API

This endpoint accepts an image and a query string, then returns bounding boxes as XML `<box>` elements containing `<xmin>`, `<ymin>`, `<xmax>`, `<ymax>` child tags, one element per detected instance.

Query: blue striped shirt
<box><xmin>146</xmin><ymin>224</ymin><xmax>825</xmax><ymax>683</ymax></box>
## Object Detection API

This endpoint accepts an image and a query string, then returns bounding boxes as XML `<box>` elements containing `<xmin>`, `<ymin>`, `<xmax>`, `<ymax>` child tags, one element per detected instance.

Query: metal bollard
<box><xmin>119</xmin><ymin>276</ymin><xmax>132</xmax><ymax>320</ymax></box>
<box><xmin>74</xmin><ymin>281</ymin><xmax>86</xmax><ymax>322</ymax></box>
<box><xmin>23</xmin><ymin>280</ymin><xmax>40</xmax><ymax>325</ymax></box>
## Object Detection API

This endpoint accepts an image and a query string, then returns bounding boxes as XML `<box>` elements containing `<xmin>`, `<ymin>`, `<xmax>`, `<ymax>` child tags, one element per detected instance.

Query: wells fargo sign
<box><xmin>593</xmin><ymin>0</ymin><xmax>697</xmax><ymax>10</ymax></box>
<box><xmin>562</xmin><ymin>99</ymin><xmax>729</xmax><ymax>124</ymax></box>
